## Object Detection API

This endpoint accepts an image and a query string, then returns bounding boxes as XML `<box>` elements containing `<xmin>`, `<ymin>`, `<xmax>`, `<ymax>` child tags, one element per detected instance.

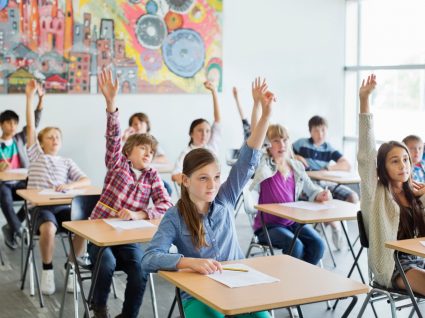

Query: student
<box><xmin>141</xmin><ymin>82</ymin><xmax>275</xmax><ymax>318</ymax></box>
<box><xmin>359</xmin><ymin>74</ymin><xmax>425</xmax><ymax>294</ymax></box>
<box><xmin>293</xmin><ymin>115</ymin><xmax>359</xmax><ymax>249</ymax></box>
<box><xmin>88</xmin><ymin>69</ymin><xmax>173</xmax><ymax>318</ymax></box>
<box><xmin>25</xmin><ymin>79</ymin><xmax>90</xmax><ymax>295</ymax></box>
<box><xmin>402</xmin><ymin>135</ymin><xmax>425</xmax><ymax>183</ymax></box>
<box><xmin>250</xmin><ymin>124</ymin><xmax>329</xmax><ymax>265</ymax></box>
<box><xmin>0</xmin><ymin>87</ymin><xmax>44</xmax><ymax>249</ymax></box>
<box><xmin>172</xmin><ymin>80</ymin><xmax>221</xmax><ymax>184</ymax></box>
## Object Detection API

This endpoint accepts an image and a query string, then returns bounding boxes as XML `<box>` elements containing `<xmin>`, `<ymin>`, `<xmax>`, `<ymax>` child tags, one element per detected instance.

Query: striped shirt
<box><xmin>0</xmin><ymin>138</ymin><xmax>21</xmax><ymax>169</ymax></box>
<box><xmin>292</xmin><ymin>138</ymin><xmax>343</xmax><ymax>171</ymax></box>
<box><xmin>90</xmin><ymin>110</ymin><xmax>172</xmax><ymax>220</ymax></box>
<box><xmin>27</xmin><ymin>143</ymin><xmax>86</xmax><ymax>190</ymax></box>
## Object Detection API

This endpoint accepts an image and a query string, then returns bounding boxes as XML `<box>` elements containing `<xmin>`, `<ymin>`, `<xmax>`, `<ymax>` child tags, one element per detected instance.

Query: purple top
<box><xmin>253</xmin><ymin>171</ymin><xmax>296</xmax><ymax>231</ymax></box>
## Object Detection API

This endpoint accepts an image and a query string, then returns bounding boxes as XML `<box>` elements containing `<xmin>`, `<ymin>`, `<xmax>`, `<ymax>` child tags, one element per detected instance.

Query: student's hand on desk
<box><xmin>117</xmin><ymin>208</ymin><xmax>147</xmax><ymax>220</ymax></box>
<box><xmin>0</xmin><ymin>161</ymin><xmax>10</xmax><ymax>172</ymax></box>
<box><xmin>187</xmin><ymin>258</ymin><xmax>223</xmax><ymax>275</ymax></box>
<box><xmin>315</xmin><ymin>190</ymin><xmax>332</xmax><ymax>202</ymax></box>
<box><xmin>55</xmin><ymin>184</ymin><xmax>73</xmax><ymax>192</ymax></box>
<box><xmin>294</xmin><ymin>155</ymin><xmax>309</xmax><ymax>168</ymax></box>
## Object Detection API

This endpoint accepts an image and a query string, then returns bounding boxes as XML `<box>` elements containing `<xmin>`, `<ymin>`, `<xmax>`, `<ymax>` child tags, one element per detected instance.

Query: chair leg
<box><xmin>148</xmin><ymin>273</ymin><xmax>159</xmax><ymax>318</ymax></box>
<box><xmin>0</xmin><ymin>245</ymin><xmax>4</xmax><ymax>266</ymax></box>
<box><xmin>60</xmin><ymin>263</ymin><xmax>72</xmax><ymax>318</ymax></box>
<box><xmin>357</xmin><ymin>292</ymin><xmax>373</xmax><ymax>318</ymax></box>
<box><xmin>112</xmin><ymin>276</ymin><xmax>118</xmax><ymax>299</ymax></box>
<box><xmin>319</xmin><ymin>223</ymin><xmax>337</xmax><ymax>267</ymax></box>
<box><xmin>167</xmin><ymin>296</ymin><xmax>177</xmax><ymax>318</ymax></box>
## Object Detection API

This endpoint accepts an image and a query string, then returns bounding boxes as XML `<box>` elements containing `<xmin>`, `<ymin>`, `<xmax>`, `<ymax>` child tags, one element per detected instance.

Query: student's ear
<box><xmin>181</xmin><ymin>174</ymin><xmax>190</xmax><ymax>187</ymax></box>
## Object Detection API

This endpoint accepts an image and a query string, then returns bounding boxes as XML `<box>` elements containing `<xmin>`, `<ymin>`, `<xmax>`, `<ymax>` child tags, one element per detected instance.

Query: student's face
<box><xmin>41</xmin><ymin>129</ymin><xmax>62</xmax><ymax>155</ymax></box>
<box><xmin>127</xmin><ymin>143</ymin><xmax>154</xmax><ymax>170</ymax></box>
<box><xmin>191</xmin><ymin>122</ymin><xmax>211</xmax><ymax>147</ymax></box>
<box><xmin>385</xmin><ymin>147</ymin><xmax>411</xmax><ymax>184</ymax></box>
<box><xmin>310</xmin><ymin>125</ymin><xmax>327</xmax><ymax>145</ymax></box>
<box><xmin>131</xmin><ymin>118</ymin><xmax>148</xmax><ymax>134</ymax></box>
<box><xmin>1</xmin><ymin>120</ymin><xmax>18</xmax><ymax>137</ymax></box>
<box><xmin>268</xmin><ymin>137</ymin><xmax>288</xmax><ymax>162</ymax></box>
<box><xmin>183</xmin><ymin>162</ymin><xmax>221</xmax><ymax>207</ymax></box>
<box><xmin>406</xmin><ymin>141</ymin><xmax>423</xmax><ymax>165</ymax></box>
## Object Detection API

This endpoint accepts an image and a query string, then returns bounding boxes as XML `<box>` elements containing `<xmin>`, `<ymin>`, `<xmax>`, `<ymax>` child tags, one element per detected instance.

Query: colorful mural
<box><xmin>0</xmin><ymin>0</ymin><xmax>223</xmax><ymax>94</ymax></box>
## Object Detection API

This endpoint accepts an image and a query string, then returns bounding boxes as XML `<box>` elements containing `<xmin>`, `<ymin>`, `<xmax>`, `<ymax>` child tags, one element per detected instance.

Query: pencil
<box><xmin>222</xmin><ymin>267</ymin><xmax>249</xmax><ymax>272</ymax></box>
<box><xmin>97</xmin><ymin>201</ymin><xmax>118</xmax><ymax>216</ymax></box>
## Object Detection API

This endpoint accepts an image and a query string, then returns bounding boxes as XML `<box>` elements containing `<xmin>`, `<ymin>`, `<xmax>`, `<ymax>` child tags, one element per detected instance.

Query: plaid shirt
<box><xmin>90</xmin><ymin>110</ymin><xmax>173</xmax><ymax>220</ymax></box>
<box><xmin>412</xmin><ymin>160</ymin><xmax>425</xmax><ymax>183</ymax></box>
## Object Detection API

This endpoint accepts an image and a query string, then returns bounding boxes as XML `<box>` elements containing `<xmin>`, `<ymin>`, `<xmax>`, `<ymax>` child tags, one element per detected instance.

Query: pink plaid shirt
<box><xmin>90</xmin><ymin>110</ymin><xmax>173</xmax><ymax>220</ymax></box>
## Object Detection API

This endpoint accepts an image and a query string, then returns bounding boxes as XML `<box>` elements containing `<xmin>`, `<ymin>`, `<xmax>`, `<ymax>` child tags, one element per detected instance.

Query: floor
<box><xmin>0</xmin><ymin>204</ymin><xmax>423</xmax><ymax>318</ymax></box>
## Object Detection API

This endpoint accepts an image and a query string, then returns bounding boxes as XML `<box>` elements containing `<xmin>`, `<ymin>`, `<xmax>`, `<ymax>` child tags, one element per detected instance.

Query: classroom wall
<box><xmin>0</xmin><ymin>0</ymin><xmax>346</xmax><ymax>186</ymax></box>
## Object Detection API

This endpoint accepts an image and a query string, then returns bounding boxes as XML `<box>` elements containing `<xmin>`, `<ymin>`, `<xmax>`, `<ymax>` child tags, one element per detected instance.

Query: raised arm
<box><xmin>25</xmin><ymin>80</ymin><xmax>41</xmax><ymax>149</ymax></box>
<box><xmin>204</xmin><ymin>81</ymin><xmax>221</xmax><ymax>123</ymax></box>
<box><xmin>99</xmin><ymin>69</ymin><xmax>119</xmax><ymax>114</ymax></box>
<box><xmin>232</xmin><ymin>86</ymin><xmax>246</xmax><ymax>120</ymax></box>
<box><xmin>250</xmin><ymin>77</ymin><xmax>267</xmax><ymax>133</ymax></box>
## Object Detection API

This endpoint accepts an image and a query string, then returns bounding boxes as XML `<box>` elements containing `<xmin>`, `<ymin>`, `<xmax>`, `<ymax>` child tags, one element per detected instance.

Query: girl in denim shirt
<box><xmin>142</xmin><ymin>79</ymin><xmax>274</xmax><ymax>318</ymax></box>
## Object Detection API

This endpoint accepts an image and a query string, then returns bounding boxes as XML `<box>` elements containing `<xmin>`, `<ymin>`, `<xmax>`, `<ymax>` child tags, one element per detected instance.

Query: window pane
<box><xmin>344</xmin><ymin>71</ymin><xmax>358</xmax><ymax>136</ymax></box>
<box><xmin>345</xmin><ymin>1</ymin><xmax>358</xmax><ymax>66</ymax></box>
<box><xmin>360</xmin><ymin>0</ymin><xmax>425</xmax><ymax>65</ymax></box>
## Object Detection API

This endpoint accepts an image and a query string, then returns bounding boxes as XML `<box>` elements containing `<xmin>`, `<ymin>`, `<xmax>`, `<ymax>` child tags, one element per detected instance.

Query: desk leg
<box><xmin>287</xmin><ymin>224</ymin><xmax>305</xmax><ymax>256</ymax></box>
<box><xmin>260</xmin><ymin>212</ymin><xmax>274</xmax><ymax>256</ymax></box>
<box><xmin>319</xmin><ymin>223</ymin><xmax>337</xmax><ymax>268</ymax></box>
<box><xmin>87</xmin><ymin>247</ymin><xmax>107</xmax><ymax>308</ymax></box>
<box><xmin>175</xmin><ymin>287</ymin><xmax>186</xmax><ymax>318</ymax></box>
<box><xmin>341</xmin><ymin>220</ymin><xmax>365</xmax><ymax>283</ymax></box>
<box><xmin>393</xmin><ymin>251</ymin><xmax>423</xmax><ymax>318</ymax></box>
<box><xmin>341</xmin><ymin>295</ymin><xmax>357</xmax><ymax>318</ymax></box>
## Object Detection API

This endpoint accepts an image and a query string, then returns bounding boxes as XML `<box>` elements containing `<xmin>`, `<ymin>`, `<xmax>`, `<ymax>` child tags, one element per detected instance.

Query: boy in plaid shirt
<box><xmin>88</xmin><ymin>69</ymin><xmax>173</xmax><ymax>318</ymax></box>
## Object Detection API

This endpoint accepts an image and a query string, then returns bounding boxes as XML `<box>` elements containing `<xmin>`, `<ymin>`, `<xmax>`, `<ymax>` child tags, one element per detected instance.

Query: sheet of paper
<box><xmin>38</xmin><ymin>189</ymin><xmax>86</xmax><ymax>196</ymax></box>
<box><xmin>420</xmin><ymin>241</ymin><xmax>425</xmax><ymax>247</ymax></box>
<box><xmin>280</xmin><ymin>201</ymin><xmax>335</xmax><ymax>211</ymax></box>
<box><xmin>103</xmin><ymin>219</ymin><xmax>156</xmax><ymax>230</ymax></box>
<box><xmin>322</xmin><ymin>171</ymin><xmax>359</xmax><ymax>179</ymax></box>
<box><xmin>8</xmin><ymin>168</ymin><xmax>28</xmax><ymax>174</ymax></box>
<box><xmin>207</xmin><ymin>263</ymin><xmax>280</xmax><ymax>288</ymax></box>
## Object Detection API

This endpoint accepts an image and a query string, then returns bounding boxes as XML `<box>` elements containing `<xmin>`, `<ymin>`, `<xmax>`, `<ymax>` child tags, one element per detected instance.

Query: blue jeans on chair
<box><xmin>88</xmin><ymin>243</ymin><xmax>146</xmax><ymax>318</ymax></box>
<box><xmin>256</xmin><ymin>223</ymin><xmax>324</xmax><ymax>265</ymax></box>
<box><xmin>0</xmin><ymin>180</ymin><xmax>27</xmax><ymax>234</ymax></box>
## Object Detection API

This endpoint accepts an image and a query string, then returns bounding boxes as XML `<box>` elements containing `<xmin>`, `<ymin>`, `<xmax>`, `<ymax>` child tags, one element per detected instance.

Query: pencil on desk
<box><xmin>222</xmin><ymin>267</ymin><xmax>249</xmax><ymax>272</ymax></box>
<box><xmin>97</xmin><ymin>201</ymin><xmax>119</xmax><ymax>216</ymax></box>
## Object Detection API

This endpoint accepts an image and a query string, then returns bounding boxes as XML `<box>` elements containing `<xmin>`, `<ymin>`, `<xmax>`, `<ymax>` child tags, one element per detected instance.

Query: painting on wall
<box><xmin>0</xmin><ymin>0</ymin><xmax>223</xmax><ymax>94</ymax></box>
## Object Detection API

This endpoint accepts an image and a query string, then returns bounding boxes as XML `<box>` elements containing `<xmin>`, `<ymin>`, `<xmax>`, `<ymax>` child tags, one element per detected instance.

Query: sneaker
<box><xmin>92</xmin><ymin>304</ymin><xmax>111</xmax><ymax>318</ymax></box>
<box><xmin>41</xmin><ymin>269</ymin><xmax>55</xmax><ymax>295</ymax></box>
<box><xmin>1</xmin><ymin>224</ymin><xmax>18</xmax><ymax>250</ymax></box>
<box><xmin>64</xmin><ymin>266</ymin><xmax>80</xmax><ymax>293</ymax></box>
<box><xmin>332</xmin><ymin>228</ymin><xmax>345</xmax><ymax>251</ymax></box>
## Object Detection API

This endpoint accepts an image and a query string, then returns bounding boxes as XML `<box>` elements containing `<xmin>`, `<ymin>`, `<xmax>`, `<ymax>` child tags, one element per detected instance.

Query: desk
<box><xmin>255</xmin><ymin>200</ymin><xmax>364</xmax><ymax>282</ymax></box>
<box><xmin>386</xmin><ymin>238</ymin><xmax>425</xmax><ymax>318</ymax></box>
<box><xmin>17</xmin><ymin>186</ymin><xmax>101</xmax><ymax>206</ymax></box>
<box><xmin>0</xmin><ymin>169</ymin><xmax>28</xmax><ymax>182</ymax></box>
<box><xmin>62</xmin><ymin>218</ymin><xmax>161</xmax><ymax>318</ymax></box>
<box><xmin>159</xmin><ymin>254</ymin><xmax>369</xmax><ymax>317</ymax></box>
<box><xmin>18</xmin><ymin>186</ymin><xmax>102</xmax><ymax>307</ymax></box>
<box><xmin>306</xmin><ymin>171</ymin><xmax>360</xmax><ymax>185</ymax></box>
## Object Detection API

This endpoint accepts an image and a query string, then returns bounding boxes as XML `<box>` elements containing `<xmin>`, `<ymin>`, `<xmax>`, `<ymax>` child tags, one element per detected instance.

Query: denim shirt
<box><xmin>141</xmin><ymin>143</ymin><xmax>261</xmax><ymax>300</ymax></box>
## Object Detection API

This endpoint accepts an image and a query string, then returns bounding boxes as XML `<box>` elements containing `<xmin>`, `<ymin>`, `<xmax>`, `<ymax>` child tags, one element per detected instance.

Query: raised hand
<box><xmin>203</xmin><ymin>80</ymin><xmax>216</xmax><ymax>92</ymax></box>
<box><xmin>359</xmin><ymin>74</ymin><xmax>377</xmax><ymax>100</ymax></box>
<box><xmin>260</xmin><ymin>89</ymin><xmax>276</xmax><ymax>119</ymax></box>
<box><xmin>232</xmin><ymin>86</ymin><xmax>238</xmax><ymax>98</ymax></box>
<box><xmin>25</xmin><ymin>79</ymin><xmax>38</xmax><ymax>99</ymax></box>
<box><xmin>252</xmin><ymin>77</ymin><xmax>267</xmax><ymax>105</ymax></box>
<box><xmin>98</xmin><ymin>68</ymin><xmax>119</xmax><ymax>112</ymax></box>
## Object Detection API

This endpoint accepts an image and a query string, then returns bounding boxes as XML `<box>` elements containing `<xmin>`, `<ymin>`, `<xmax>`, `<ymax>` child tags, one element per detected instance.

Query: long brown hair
<box><xmin>377</xmin><ymin>141</ymin><xmax>425</xmax><ymax>238</ymax></box>
<box><xmin>188</xmin><ymin>118</ymin><xmax>209</xmax><ymax>146</ymax></box>
<box><xmin>177</xmin><ymin>148</ymin><xmax>217</xmax><ymax>249</ymax></box>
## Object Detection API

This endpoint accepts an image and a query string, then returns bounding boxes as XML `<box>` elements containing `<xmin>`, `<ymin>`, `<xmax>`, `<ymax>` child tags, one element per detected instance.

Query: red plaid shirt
<box><xmin>90</xmin><ymin>110</ymin><xmax>173</xmax><ymax>220</ymax></box>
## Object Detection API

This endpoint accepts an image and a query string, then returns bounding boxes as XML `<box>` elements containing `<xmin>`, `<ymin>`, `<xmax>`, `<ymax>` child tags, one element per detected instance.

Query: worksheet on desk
<box><xmin>280</xmin><ymin>201</ymin><xmax>335</xmax><ymax>211</ymax></box>
<box><xmin>103</xmin><ymin>219</ymin><xmax>156</xmax><ymax>230</ymax></box>
<box><xmin>207</xmin><ymin>263</ymin><xmax>279</xmax><ymax>288</ymax></box>
<box><xmin>38</xmin><ymin>189</ymin><xmax>86</xmax><ymax>196</ymax></box>
<box><xmin>8</xmin><ymin>168</ymin><xmax>28</xmax><ymax>174</ymax></box>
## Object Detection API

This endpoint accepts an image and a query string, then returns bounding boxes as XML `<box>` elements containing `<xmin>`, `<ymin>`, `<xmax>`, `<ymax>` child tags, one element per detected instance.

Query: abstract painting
<box><xmin>0</xmin><ymin>0</ymin><xmax>222</xmax><ymax>94</ymax></box>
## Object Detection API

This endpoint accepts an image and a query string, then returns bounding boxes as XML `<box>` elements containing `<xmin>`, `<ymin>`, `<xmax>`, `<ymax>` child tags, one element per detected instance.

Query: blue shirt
<box><xmin>412</xmin><ymin>160</ymin><xmax>425</xmax><ymax>183</ymax></box>
<box><xmin>141</xmin><ymin>143</ymin><xmax>261</xmax><ymax>300</ymax></box>
<box><xmin>292</xmin><ymin>138</ymin><xmax>343</xmax><ymax>171</ymax></box>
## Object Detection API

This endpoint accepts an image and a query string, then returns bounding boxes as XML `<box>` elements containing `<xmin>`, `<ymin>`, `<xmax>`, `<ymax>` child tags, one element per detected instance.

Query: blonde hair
<box><xmin>266</xmin><ymin>124</ymin><xmax>294</xmax><ymax>159</ymax></box>
<box><xmin>37</xmin><ymin>127</ymin><xmax>62</xmax><ymax>144</ymax></box>
<box><xmin>122</xmin><ymin>133</ymin><xmax>158</xmax><ymax>157</ymax></box>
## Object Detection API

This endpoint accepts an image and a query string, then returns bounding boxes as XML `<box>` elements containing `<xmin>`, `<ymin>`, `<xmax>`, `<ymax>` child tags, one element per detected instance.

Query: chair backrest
<box><xmin>71</xmin><ymin>195</ymin><xmax>101</xmax><ymax>221</ymax></box>
<box><xmin>357</xmin><ymin>210</ymin><xmax>369</xmax><ymax>248</ymax></box>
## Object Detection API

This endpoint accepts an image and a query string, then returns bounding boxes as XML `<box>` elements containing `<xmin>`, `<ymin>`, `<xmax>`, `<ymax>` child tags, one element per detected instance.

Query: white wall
<box><xmin>0</xmin><ymin>0</ymin><xmax>346</xmax><ymax>186</ymax></box>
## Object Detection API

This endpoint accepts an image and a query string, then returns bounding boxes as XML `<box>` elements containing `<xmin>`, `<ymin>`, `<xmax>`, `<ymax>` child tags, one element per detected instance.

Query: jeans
<box><xmin>88</xmin><ymin>243</ymin><xmax>145</xmax><ymax>318</ymax></box>
<box><xmin>0</xmin><ymin>180</ymin><xmax>26</xmax><ymax>234</ymax></box>
<box><xmin>256</xmin><ymin>223</ymin><xmax>324</xmax><ymax>265</ymax></box>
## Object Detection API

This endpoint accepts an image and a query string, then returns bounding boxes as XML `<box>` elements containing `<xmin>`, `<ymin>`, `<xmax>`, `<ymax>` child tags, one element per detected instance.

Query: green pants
<box><xmin>183</xmin><ymin>298</ymin><xmax>272</xmax><ymax>318</ymax></box>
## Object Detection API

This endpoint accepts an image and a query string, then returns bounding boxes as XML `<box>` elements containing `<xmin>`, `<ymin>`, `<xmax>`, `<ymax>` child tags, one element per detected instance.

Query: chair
<box><xmin>59</xmin><ymin>195</ymin><xmax>159</xmax><ymax>318</ymax></box>
<box><xmin>226</xmin><ymin>148</ymin><xmax>239</xmax><ymax>166</ymax></box>
<box><xmin>356</xmin><ymin>211</ymin><xmax>422</xmax><ymax>318</ymax></box>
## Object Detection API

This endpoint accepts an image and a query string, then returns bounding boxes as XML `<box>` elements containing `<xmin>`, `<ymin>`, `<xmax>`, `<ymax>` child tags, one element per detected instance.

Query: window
<box><xmin>344</xmin><ymin>0</ymin><xmax>425</xmax><ymax>163</ymax></box>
